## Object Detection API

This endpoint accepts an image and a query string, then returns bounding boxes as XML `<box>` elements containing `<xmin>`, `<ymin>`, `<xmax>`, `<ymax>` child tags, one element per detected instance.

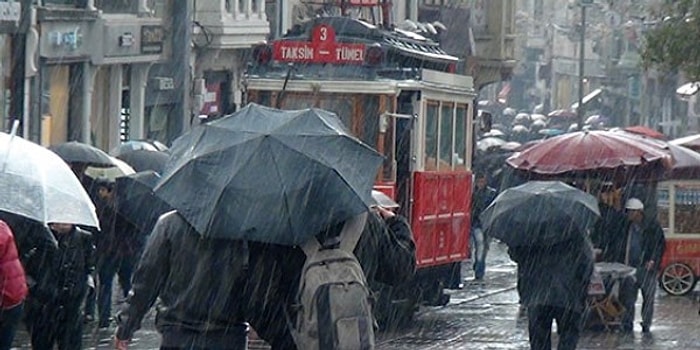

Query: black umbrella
<box><xmin>115</xmin><ymin>171</ymin><xmax>172</xmax><ymax>234</ymax></box>
<box><xmin>480</xmin><ymin>181</ymin><xmax>600</xmax><ymax>247</ymax></box>
<box><xmin>49</xmin><ymin>141</ymin><xmax>114</xmax><ymax>167</ymax></box>
<box><xmin>116</xmin><ymin>150</ymin><xmax>169</xmax><ymax>173</ymax></box>
<box><xmin>154</xmin><ymin>103</ymin><xmax>384</xmax><ymax>245</ymax></box>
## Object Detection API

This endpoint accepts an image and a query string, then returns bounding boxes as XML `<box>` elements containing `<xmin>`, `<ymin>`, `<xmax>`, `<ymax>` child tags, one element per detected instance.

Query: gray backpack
<box><xmin>289</xmin><ymin>212</ymin><xmax>375</xmax><ymax>350</ymax></box>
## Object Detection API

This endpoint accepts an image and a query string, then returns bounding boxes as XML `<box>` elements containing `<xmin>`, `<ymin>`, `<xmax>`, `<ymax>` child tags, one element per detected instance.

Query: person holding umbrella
<box><xmin>26</xmin><ymin>222</ymin><xmax>95</xmax><ymax>349</ymax></box>
<box><xmin>114</xmin><ymin>210</ymin><xmax>251</xmax><ymax>349</ymax></box>
<box><xmin>481</xmin><ymin>181</ymin><xmax>597</xmax><ymax>350</ymax></box>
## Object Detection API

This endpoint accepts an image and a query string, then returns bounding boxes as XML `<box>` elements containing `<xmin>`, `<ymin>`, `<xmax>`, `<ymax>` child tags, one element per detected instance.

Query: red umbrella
<box><xmin>506</xmin><ymin>130</ymin><xmax>673</xmax><ymax>175</ymax></box>
<box><xmin>670</xmin><ymin>134</ymin><xmax>700</xmax><ymax>152</ymax></box>
<box><xmin>613</xmin><ymin>130</ymin><xmax>700</xmax><ymax>179</ymax></box>
<box><xmin>623</xmin><ymin>125</ymin><xmax>666</xmax><ymax>140</ymax></box>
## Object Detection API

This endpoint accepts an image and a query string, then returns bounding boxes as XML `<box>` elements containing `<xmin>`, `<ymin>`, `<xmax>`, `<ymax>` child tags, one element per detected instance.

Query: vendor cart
<box><xmin>657</xmin><ymin>180</ymin><xmax>700</xmax><ymax>295</ymax></box>
<box><xmin>587</xmin><ymin>262</ymin><xmax>636</xmax><ymax>330</ymax></box>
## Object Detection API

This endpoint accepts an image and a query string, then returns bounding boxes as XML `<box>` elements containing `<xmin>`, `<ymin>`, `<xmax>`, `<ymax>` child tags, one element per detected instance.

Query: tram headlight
<box><xmin>365</xmin><ymin>45</ymin><xmax>385</xmax><ymax>66</ymax></box>
<box><xmin>252</xmin><ymin>44</ymin><xmax>273</xmax><ymax>65</ymax></box>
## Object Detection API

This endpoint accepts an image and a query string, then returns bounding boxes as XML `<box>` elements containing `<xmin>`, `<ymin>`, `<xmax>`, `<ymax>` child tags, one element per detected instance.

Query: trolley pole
<box><xmin>577</xmin><ymin>2</ymin><xmax>588</xmax><ymax>131</ymax></box>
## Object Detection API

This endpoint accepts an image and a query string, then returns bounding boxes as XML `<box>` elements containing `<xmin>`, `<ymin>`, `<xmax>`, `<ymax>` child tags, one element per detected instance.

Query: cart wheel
<box><xmin>660</xmin><ymin>263</ymin><xmax>697</xmax><ymax>296</ymax></box>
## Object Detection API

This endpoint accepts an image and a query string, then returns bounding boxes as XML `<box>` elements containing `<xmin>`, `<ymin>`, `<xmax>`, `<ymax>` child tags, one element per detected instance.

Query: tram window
<box><xmin>425</xmin><ymin>103</ymin><xmax>439</xmax><ymax>171</ymax></box>
<box><xmin>439</xmin><ymin>103</ymin><xmax>454</xmax><ymax>171</ymax></box>
<box><xmin>318</xmin><ymin>96</ymin><xmax>353</xmax><ymax>130</ymax></box>
<box><xmin>455</xmin><ymin>105</ymin><xmax>467</xmax><ymax>169</ymax></box>
<box><xmin>362</xmin><ymin>95</ymin><xmax>381</xmax><ymax>147</ymax></box>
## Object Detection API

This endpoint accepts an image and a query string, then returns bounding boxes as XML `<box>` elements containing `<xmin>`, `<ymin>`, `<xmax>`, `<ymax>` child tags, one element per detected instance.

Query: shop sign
<box><xmin>200</xmin><ymin>83</ymin><xmax>221</xmax><ymax>115</ymax></box>
<box><xmin>272</xmin><ymin>24</ymin><xmax>366</xmax><ymax>64</ymax></box>
<box><xmin>0</xmin><ymin>2</ymin><xmax>20</xmax><ymax>23</ymax></box>
<box><xmin>141</xmin><ymin>25</ymin><xmax>164</xmax><ymax>54</ymax></box>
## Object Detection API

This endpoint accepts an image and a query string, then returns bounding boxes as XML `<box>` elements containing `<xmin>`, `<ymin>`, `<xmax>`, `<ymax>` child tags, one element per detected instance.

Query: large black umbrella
<box><xmin>480</xmin><ymin>181</ymin><xmax>600</xmax><ymax>247</ymax></box>
<box><xmin>49</xmin><ymin>141</ymin><xmax>115</xmax><ymax>167</ymax></box>
<box><xmin>115</xmin><ymin>171</ymin><xmax>172</xmax><ymax>234</ymax></box>
<box><xmin>116</xmin><ymin>150</ymin><xmax>169</xmax><ymax>173</ymax></box>
<box><xmin>154</xmin><ymin>103</ymin><xmax>384</xmax><ymax>245</ymax></box>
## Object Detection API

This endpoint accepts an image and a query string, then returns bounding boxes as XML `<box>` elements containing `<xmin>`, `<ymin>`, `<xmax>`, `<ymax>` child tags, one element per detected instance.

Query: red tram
<box><xmin>244</xmin><ymin>11</ymin><xmax>477</xmax><ymax>319</ymax></box>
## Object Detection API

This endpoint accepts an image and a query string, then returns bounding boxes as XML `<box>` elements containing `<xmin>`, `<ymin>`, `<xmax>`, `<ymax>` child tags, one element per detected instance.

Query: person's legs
<box><xmin>29</xmin><ymin>303</ymin><xmax>57</xmax><ymax>349</ymax></box>
<box><xmin>98</xmin><ymin>255</ymin><xmax>119</xmax><ymax>327</ymax></box>
<box><xmin>639</xmin><ymin>271</ymin><xmax>657</xmax><ymax>331</ymax></box>
<box><xmin>84</xmin><ymin>274</ymin><xmax>96</xmax><ymax>321</ymax></box>
<box><xmin>528</xmin><ymin>305</ymin><xmax>554</xmax><ymax>350</ymax></box>
<box><xmin>555</xmin><ymin>307</ymin><xmax>583</xmax><ymax>350</ymax></box>
<box><xmin>471</xmin><ymin>227</ymin><xmax>486</xmax><ymax>280</ymax></box>
<box><xmin>0</xmin><ymin>303</ymin><xmax>23</xmax><ymax>350</ymax></box>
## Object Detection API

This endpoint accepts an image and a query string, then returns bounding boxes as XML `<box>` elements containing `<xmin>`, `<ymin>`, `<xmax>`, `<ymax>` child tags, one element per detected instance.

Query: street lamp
<box><xmin>577</xmin><ymin>0</ymin><xmax>593</xmax><ymax>131</ymax></box>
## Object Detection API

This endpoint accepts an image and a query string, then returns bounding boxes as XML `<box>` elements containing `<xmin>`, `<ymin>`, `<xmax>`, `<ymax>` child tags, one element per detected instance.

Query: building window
<box><xmin>43</xmin><ymin>0</ymin><xmax>89</xmax><ymax>7</ymax></box>
<box><xmin>96</xmin><ymin>0</ymin><xmax>139</xmax><ymax>14</ymax></box>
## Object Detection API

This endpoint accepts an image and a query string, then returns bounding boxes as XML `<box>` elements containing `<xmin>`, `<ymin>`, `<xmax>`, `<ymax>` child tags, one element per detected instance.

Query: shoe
<box><xmin>641</xmin><ymin>323</ymin><xmax>650</xmax><ymax>333</ymax></box>
<box><xmin>83</xmin><ymin>314</ymin><xmax>94</xmax><ymax>324</ymax></box>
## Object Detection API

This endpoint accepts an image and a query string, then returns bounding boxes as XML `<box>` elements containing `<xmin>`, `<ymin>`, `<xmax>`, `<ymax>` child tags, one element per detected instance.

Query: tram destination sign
<box><xmin>272</xmin><ymin>24</ymin><xmax>366</xmax><ymax>64</ymax></box>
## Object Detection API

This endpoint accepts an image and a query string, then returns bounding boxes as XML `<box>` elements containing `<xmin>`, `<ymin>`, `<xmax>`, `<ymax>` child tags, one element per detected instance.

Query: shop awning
<box><xmin>571</xmin><ymin>88</ymin><xmax>603</xmax><ymax>110</ymax></box>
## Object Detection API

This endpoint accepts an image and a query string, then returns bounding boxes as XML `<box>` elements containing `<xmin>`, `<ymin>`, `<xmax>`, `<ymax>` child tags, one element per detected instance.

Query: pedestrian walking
<box><xmin>508</xmin><ymin>233</ymin><xmax>594</xmax><ymax>350</ymax></box>
<box><xmin>115</xmin><ymin>210</ymin><xmax>250</xmax><ymax>349</ymax></box>
<box><xmin>0</xmin><ymin>220</ymin><xmax>27</xmax><ymax>350</ymax></box>
<box><xmin>94</xmin><ymin>179</ymin><xmax>144</xmax><ymax>329</ymax></box>
<box><xmin>471</xmin><ymin>172</ymin><xmax>497</xmax><ymax>281</ymax></box>
<box><xmin>26</xmin><ymin>222</ymin><xmax>95</xmax><ymax>349</ymax></box>
<box><xmin>247</xmin><ymin>205</ymin><xmax>416</xmax><ymax>350</ymax></box>
<box><xmin>617</xmin><ymin>198</ymin><xmax>666</xmax><ymax>333</ymax></box>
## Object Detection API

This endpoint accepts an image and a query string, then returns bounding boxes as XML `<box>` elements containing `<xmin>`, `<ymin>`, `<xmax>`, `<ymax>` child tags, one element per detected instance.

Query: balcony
<box><xmin>194</xmin><ymin>0</ymin><xmax>269</xmax><ymax>50</ymax></box>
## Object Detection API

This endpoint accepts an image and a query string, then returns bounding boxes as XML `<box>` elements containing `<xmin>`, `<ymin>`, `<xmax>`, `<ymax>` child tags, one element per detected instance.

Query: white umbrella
<box><xmin>0</xmin><ymin>131</ymin><xmax>99</xmax><ymax>228</ymax></box>
<box><xmin>85</xmin><ymin>156</ymin><xmax>136</xmax><ymax>181</ymax></box>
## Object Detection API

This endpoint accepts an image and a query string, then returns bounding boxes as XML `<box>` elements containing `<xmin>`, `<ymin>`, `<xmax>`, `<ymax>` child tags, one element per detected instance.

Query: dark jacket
<box><xmin>591</xmin><ymin>203</ymin><xmax>626</xmax><ymax>256</ymax></box>
<box><xmin>29</xmin><ymin>226</ymin><xmax>95</xmax><ymax>305</ymax></box>
<box><xmin>508</xmin><ymin>235</ymin><xmax>594</xmax><ymax>314</ymax></box>
<box><xmin>471</xmin><ymin>185</ymin><xmax>497</xmax><ymax>228</ymax></box>
<box><xmin>95</xmin><ymin>201</ymin><xmax>145</xmax><ymax>259</ymax></box>
<box><xmin>604</xmin><ymin>217</ymin><xmax>666</xmax><ymax>269</ymax></box>
<box><xmin>116</xmin><ymin>211</ymin><xmax>250</xmax><ymax>348</ymax></box>
<box><xmin>247</xmin><ymin>211</ymin><xmax>416</xmax><ymax>349</ymax></box>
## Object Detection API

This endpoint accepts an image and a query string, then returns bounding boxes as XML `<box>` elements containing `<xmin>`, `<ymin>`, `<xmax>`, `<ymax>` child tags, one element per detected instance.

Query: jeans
<box><xmin>98</xmin><ymin>255</ymin><xmax>136</xmax><ymax>325</ymax></box>
<box><xmin>527</xmin><ymin>305</ymin><xmax>582</xmax><ymax>350</ymax></box>
<box><xmin>621</xmin><ymin>268</ymin><xmax>657</xmax><ymax>330</ymax></box>
<box><xmin>470</xmin><ymin>227</ymin><xmax>488</xmax><ymax>279</ymax></box>
<box><xmin>0</xmin><ymin>302</ymin><xmax>23</xmax><ymax>350</ymax></box>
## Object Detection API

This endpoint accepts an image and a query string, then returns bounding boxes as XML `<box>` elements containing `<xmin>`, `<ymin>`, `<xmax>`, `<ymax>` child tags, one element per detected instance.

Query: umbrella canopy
<box><xmin>477</xmin><ymin>137</ymin><xmax>507</xmax><ymax>152</ymax></box>
<box><xmin>547</xmin><ymin>109</ymin><xmax>577</xmax><ymax>120</ymax></box>
<box><xmin>499</xmin><ymin>141</ymin><xmax>522</xmax><ymax>152</ymax></box>
<box><xmin>116</xmin><ymin>171</ymin><xmax>172</xmax><ymax>234</ymax></box>
<box><xmin>84</xmin><ymin>157</ymin><xmax>135</xmax><ymax>181</ymax></box>
<box><xmin>611</xmin><ymin>130</ymin><xmax>700</xmax><ymax>179</ymax></box>
<box><xmin>154</xmin><ymin>103</ymin><xmax>384</xmax><ymax>245</ymax></box>
<box><xmin>110</xmin><ymin>139</ymin><xmax>169</xmax><ymax>157</ymax></box>
<box><xmin>670</xmin><ymin>134</ymin><xmax>700</xmax><ymax>152</ymax></box>
<box><xmin>116</xmin><ymin>150</ymin><xmax>169</xmax><ymax>173</ymax></box>
<box><xmin>49</xmin><ymin>141</ymin><xmax>115</xmax><ymax>167</ymax></box>
<box><xmin>482</xmin><ymin>129</ymin><xmax>506</xmax><ymax>138</ymax></box>
<box><xmin>0</xmin><ymin>133</ymin><xmax>99</xmax><ymax>228</ymax></box>
<box><xmin>480</xmin><ymin>181</ymin><xmax>600</xmax><ymax>247</ymax></box>
<box><xmin>538</xmin><ymin>128</ymin><xmax>565</xmax><ymax>137</ymax></box>
<box><xmin>623</xmin><ymin>125</ymin><xmax>666</xmax><ymax>140</ymax></box>
<box><xmin>506</xmin><ymin>130</ymin><xmax>673</xmax><ymax>175</ymax></box>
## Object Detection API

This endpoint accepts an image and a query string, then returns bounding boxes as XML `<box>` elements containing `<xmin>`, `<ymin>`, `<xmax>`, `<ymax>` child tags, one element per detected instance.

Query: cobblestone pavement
<box><xmin>11</xmin><ymin>242</ymin><xmax>700</xmax><ymax>349</ymax></box>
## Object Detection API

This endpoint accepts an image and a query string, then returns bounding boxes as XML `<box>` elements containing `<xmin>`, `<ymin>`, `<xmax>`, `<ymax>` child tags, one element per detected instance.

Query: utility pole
<box><xmin>577</xmin><ymin>0</ymin><xmax>591</xmax><ymax>131</ymax></box>
<box><xmin>169</xmin><ymin>0</ymin><xmax>193</xmax><ymax>142</ymax></box>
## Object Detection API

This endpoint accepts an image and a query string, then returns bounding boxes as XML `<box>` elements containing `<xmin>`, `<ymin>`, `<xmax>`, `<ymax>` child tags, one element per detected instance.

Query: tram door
<box><xmin>395</xmin><ymin>92</ymin><xmax>416</xmax><ymax>218</ymax></box>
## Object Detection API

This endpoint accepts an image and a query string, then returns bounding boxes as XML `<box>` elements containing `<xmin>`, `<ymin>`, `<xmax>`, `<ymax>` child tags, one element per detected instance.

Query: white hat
<box><xmin>625</xmin><ymin>198</ymin><xmax>644</xmax><ymax>211</ymax></box>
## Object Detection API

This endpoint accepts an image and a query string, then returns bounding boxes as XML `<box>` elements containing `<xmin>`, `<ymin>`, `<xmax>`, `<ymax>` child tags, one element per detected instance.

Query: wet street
<box><xmin>11</xmin><ymin>242</ymin><xmax>700</xmax><ymax>349</ymax></box>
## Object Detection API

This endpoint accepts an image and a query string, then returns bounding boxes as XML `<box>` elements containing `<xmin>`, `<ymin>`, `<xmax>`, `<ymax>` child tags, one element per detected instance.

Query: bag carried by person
<box><xmin>289</xmin><ymin>212</ymin><xmax>375</xmax><ymax>350</ymax></box>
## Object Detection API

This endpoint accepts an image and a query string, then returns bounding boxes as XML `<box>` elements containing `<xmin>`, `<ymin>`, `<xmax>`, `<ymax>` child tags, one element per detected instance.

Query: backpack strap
<box><xmin>300</xmin><ymin>212</ymin><xmax>369</xmax><ymax>257</ymax></box>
